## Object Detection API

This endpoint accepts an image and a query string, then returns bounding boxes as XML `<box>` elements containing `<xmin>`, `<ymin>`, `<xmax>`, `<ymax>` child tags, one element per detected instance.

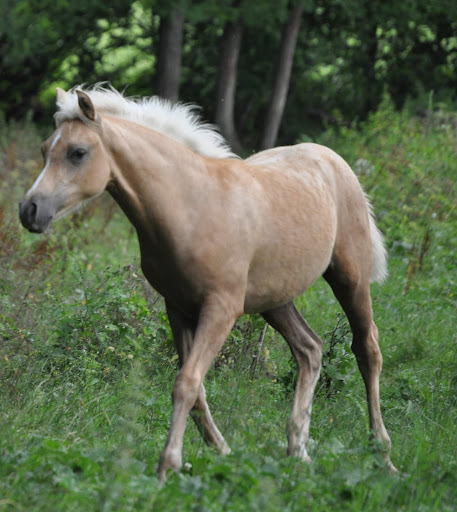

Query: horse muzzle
<box><xmin>19</xmin><ymin>195</ymin><xmax>56</xmax><ymax>233</ymax></box>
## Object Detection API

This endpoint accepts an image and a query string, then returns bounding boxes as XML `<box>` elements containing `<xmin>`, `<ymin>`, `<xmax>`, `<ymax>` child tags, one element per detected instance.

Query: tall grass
<box><xmin>1</xmin><ymin>98</ymin><xmax>457</xmax><ymax>510</ymax></box>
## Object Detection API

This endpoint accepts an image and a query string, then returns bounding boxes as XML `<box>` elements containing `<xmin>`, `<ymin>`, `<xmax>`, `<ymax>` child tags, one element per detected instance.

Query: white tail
<box><xmin>367</xmin><ymin>200</ymin><xmax>388</xmax><ymax>283</ymax></box>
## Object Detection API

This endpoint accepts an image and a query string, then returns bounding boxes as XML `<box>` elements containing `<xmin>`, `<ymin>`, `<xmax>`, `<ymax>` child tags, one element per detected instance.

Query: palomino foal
<box><xmin>19</xmin><ymin>86</ymin><xmax>396</xmax><ymax>480</ymax></box>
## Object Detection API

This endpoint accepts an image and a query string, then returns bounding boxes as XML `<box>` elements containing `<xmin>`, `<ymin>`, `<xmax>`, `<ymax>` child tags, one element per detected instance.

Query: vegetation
<box><xmin>1</xmin><ymin>0</ymin><xmax>456</xmax><ymax>149</ymax></box>
<box><xmin>1</xmin><ymin>98</ymin><xmax>456</xmax><ymax>510</ymax></box>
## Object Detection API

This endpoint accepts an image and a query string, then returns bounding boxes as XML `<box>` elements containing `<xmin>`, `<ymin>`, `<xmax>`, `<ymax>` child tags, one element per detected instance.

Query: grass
<box><xmin>1</xmin><ymin>98</ymin><xmax>457</xmax><ymax>510</ymax></box>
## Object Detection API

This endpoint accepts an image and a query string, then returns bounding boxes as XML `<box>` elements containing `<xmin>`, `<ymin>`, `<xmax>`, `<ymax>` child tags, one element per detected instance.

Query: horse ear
<box><xmin>76</xmin><ymin>90</ymin><xmax>96</xmax><ymax>121</ymax></box>
<box><xmin>56</xmin><ymin>87</ymin><xmax>67</xmax><ymax>104</ymax></box>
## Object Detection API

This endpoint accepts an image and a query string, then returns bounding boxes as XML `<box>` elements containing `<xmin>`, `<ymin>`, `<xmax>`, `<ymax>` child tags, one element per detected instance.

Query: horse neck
<box><xmin>101</xmin><ymin>115</ymin><xmax>206</xmax><ymax>243</ymax></box>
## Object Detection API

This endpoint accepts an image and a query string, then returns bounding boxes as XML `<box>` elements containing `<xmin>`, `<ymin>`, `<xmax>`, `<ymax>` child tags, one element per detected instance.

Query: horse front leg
<box><xmin>166</xmin><ymin>301</ymin><xmax>231</xmax><ymax>455</ymax></box>
<box><xmin>158</xmin><ymin>295</ymin><xmax>240</xmax><ymax>482</ymax></box>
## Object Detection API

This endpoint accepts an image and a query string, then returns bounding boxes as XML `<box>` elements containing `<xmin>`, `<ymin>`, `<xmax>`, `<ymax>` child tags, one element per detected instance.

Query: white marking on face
<box><xmin>28</xmin><ymin>130</ymin><xmax>62</xmax><ymax>195</ymax></box>
<box><xmin>50</xmin><ymin>130</ymin><xmax>62</xmax><ymax>152</ymax></box>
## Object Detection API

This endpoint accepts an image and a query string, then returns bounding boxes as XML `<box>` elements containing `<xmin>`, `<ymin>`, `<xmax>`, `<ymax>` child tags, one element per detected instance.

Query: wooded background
<box><xmin>1</xmin><ymin>0</ymin><xmax>456</xmax><ymax>151</ymax></box>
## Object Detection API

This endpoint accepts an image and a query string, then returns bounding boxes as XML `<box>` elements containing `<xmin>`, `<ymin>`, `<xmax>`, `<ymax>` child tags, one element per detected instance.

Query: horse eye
<box><xmin>69</xmin><ymin>147</ymin><xmax>87</xmax><ymax>162</ymax></box>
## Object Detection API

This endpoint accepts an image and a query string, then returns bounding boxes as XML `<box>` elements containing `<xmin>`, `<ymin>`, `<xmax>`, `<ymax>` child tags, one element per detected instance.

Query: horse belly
<box><xmin>244</xmin><ymin>222</ymin><xmax>335</xmax><ymax>313</ymax></box>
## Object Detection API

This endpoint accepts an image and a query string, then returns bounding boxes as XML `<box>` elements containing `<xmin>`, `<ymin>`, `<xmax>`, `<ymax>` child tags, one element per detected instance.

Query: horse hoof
<box><xmin>220</xmin><ymin>442</ymin><xmax>231</xmax><ymax>456</ymax></box>
<box><xmin>385</xmin><ymin>458</ymin><xmax>399</xmax><ymax>476</ymax></box>
<box><xmin>287</xmin><ymin>445</ymin><xmax>312</xmax><ymax>463</ymax></box>
<box><xmin>158</xmin><ymin>452</ymin><xmax>182</xmax><ymax>483</ymax></box>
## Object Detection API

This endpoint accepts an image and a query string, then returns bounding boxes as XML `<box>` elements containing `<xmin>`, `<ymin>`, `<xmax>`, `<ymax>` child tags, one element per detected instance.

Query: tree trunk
<box><xmin>214</xmin><ymin>20</ymin><xmax>244</xmax><ymax>154</ymax></box>
<box><xmin>260</xmin><ymin>4</ymin><xmax>304</xmax><ymax>150</ymax></box>
<box><xmin>155</xmin><ymin>10</ymin><xmax>185</xmax><ymax>103</ymax></box>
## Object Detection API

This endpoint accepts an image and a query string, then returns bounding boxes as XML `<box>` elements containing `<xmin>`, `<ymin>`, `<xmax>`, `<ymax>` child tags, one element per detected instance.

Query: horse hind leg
<box><xmin>323</xmin><ymin>260</ymin><xmax>397</xmax><ymax>473</ymax></box>
<box><xmin>262</xmin><ymin>302</ymin><xmax>323</xmax><ymax>462</ymax></box>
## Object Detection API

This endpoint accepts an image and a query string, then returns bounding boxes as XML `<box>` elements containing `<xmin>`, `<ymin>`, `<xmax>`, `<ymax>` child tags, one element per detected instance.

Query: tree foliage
<box><xmin>0</xmin><ymin>0</ymin><xmax>131</xmax><ymax>118</ymax></box>
<box><xmin>1</xmin><ymin>0</ymin><xmax>456</xmax><ymax>148</ymax></box>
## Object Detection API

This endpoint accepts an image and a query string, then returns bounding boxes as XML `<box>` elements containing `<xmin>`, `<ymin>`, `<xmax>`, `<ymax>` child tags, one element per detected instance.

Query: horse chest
<box><xmin>139</xmin><ymin>247</ymin><xmax>205</xmax><ymax>312</ymax></box>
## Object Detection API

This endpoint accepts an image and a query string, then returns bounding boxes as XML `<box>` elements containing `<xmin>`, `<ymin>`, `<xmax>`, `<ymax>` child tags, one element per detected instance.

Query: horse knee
<box><xmin>172</xmin><ymin>371</ymin><xmax>200</xmax><ymax>406</ymax></box>
<box><xmin>307</xmin><ymin>344</ymin><xmax>323</xmax><ymax>375</ymax></box>
<box><xmin>292</xmin><ymin>330</ymin><xmax>323</xmax><ymax>374</ymax></box>
<box><xmin>306</xmin><ymin>339</ymin><xmax>323</xmax><ymax>372</ymax></box>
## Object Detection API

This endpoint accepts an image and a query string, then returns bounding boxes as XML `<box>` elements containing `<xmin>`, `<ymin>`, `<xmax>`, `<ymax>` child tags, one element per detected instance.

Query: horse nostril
<box><xmin>29</xmin><ymin>202</ymin><xmax>37</xmax><ymax>219</ymax></box>
<box><xmin>19</xmin><ymin>199</ymin><xmax>38</xmax><ymax>229</ymax></box>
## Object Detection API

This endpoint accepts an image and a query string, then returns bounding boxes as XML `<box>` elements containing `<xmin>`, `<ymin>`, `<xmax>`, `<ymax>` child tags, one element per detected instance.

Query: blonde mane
<box><xmin>54</xmin><ymin>84</ymin><xmax>236</xmax><ymax>159</ymax></box>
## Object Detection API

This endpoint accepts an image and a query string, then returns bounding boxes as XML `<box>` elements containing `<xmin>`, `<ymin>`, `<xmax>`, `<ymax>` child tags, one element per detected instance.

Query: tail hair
<box><xmin>366</xmin><ymin>196</ymin><xmax>388</xmax><ymax>283</ymax></box>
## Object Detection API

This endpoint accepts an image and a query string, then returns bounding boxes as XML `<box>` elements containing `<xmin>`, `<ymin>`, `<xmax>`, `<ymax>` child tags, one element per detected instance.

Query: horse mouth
<box><xmin>26</xmin><ymin>224</ymin><xmax>49</xmax><ymax>234</ymax></box>
<box><xmin>20</xmin><ymin>216</ymin><xmax>52</xmax><ymax>234</ymax></box>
